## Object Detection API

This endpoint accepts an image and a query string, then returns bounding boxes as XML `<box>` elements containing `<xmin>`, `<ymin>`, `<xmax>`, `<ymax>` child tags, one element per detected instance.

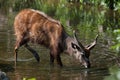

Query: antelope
<box><xmin>14</xmin><ymin>9</ymin><xmax>98</xmax><ymax>68</ymax></box>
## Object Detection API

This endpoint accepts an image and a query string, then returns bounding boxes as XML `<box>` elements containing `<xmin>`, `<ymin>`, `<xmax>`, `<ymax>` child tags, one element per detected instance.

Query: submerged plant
<box><xmin>23</xmin><ymin>77</ymin><xmax>36</xmax><ymax>80</ymax></box>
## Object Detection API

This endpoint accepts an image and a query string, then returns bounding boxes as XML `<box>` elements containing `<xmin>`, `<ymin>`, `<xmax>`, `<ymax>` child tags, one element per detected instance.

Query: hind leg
<box><xmin>24</xmin><ymin>44</ymin><xmax>40</xmax><ymax>62</ymax></box>
<box><xmin>14</xmin><ymin>37</ymin><xmax>28</xmax><ymax>65</ymax></box>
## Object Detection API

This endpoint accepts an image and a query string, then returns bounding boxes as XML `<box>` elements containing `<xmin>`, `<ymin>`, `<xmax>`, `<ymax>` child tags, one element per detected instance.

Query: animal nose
<box><xmin>84</xmin><ymin>61</ymin><xmax>91</xmax><ymax>68</ymax></box>
<box><xmin>85</xmin><ymin>63</ymin><xmax>91</xmax><ymax>68</ymax></box>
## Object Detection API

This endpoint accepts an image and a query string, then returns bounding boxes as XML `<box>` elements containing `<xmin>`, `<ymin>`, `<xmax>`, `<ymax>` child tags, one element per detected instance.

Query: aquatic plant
<box><xmin>23</xmin><ymin>77</ymin><xmax>36</xmax><ymax>80</ymax></box>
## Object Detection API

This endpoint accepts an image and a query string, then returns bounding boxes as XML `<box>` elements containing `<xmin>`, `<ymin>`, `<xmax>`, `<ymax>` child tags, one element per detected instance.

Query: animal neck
<box><xmin>58</xmin><ymin>29</ymin><xmax>74</xmax><ymax>55</ymax></box>
<box><xmin>63</xmin><ymin>36</ymin><xmax>74</xmax><ymax>55</ymax></box>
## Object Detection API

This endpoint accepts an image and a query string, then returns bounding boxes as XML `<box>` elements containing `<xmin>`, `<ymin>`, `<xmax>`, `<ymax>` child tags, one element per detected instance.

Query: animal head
<box><xmin>66</xmin><ymin>31</ymin><xmax>98</xmax><ymax>68</ymax></box>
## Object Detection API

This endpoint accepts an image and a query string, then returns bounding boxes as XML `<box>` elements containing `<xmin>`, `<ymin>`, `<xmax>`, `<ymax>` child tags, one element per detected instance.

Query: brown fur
<box><xmin>14</xmin><ymin>9</ymin><xmax>63</xmax><ymax>47</ymax></box>
<box><xmin>14</xmin><ymin>9</ymin><xmax>98</xmax><ymax>68</ymax></box>
<box><xmin>14</xmin><ymin>9</ymin><xmax>67</xmax><ymax>66</ymax></box>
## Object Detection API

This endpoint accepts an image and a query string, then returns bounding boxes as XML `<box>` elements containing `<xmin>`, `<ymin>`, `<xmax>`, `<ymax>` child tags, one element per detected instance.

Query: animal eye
<box><xmin>71</xmin><ymin>43</ymin><xmax>77</xmax><ymax>49</ymax></box>
<box><xmin>71</xmin><ymin>43</ymin><xmax>79</xmax><ymax>49</ymax></box>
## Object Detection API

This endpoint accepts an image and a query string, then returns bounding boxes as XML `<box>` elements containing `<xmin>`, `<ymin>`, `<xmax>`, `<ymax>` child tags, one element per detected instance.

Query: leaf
<box><xmin>23</xmin><ymin>77</ymin><xmax>36</xmax><ymax>80</ymax></box>
<box><xmin>23</xmin><ymin>78</ymin><xmax>26</xmax><ymax>80</ymax></box>
<box><xmin>28</xmin><ymin>78</ymin><xmax>36</xmax><ymax>80</ymax></box>
<box><xmin>114</xmin><ymin>29</ymin><xmax>120</xmax><ymax>34</ymax></box>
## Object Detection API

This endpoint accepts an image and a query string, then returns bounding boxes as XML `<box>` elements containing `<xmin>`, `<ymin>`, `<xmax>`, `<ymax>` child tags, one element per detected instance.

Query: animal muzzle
<box><xmin>84</xmin><ymin>62</ymin><xmax>91</xmax><ymax>68</ymax></box>
<box><xmin>83</xmin><ymin>59</ymin><xmax>91</xmax><ymax>68</ymax></box>
<box><xmin>82</xmin><ymin>55</ymin><xmax>91</xmax><ymax>68</ymax></box>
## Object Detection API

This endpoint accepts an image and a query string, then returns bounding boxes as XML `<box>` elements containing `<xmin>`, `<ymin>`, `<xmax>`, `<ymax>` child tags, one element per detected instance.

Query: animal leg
<box><xmin>14</xmin><ymin>38</ymin><xmax>27</xmax><ymax>65</ymax></box>
<box><xmin>24</xmin><ymin>44</ymin><xmax>40</xmax><ymax>62</ymax></box>
<box><xmin>50</xmin><ymin>52</ymin><xmax>55</xmax><ymax>66</ymax></box>
<box><xmin>50</xmin><ymin>49</ymin><xmax>63</xmax><ymax>67</ymax></box>
<box><xmin>14</xmin><ymin>42</ymin><xmax>19</xmax><ymax>65</ymax></box>
<box><xmin>56</xmin><ymin>54</ymin><xmax>63</xmax><ymax>67</ymax></box>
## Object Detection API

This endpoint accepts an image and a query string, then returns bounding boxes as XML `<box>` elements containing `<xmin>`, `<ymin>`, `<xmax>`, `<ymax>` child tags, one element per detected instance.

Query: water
<box><xmin>0</xmin><ymin>1</ymin><xmax>118</xmax><ymax>80</ymax></box>
<box><xmin>0</xmin><ymin>12</ymin><xmax>112</xmax><ymax>80</ymax></box>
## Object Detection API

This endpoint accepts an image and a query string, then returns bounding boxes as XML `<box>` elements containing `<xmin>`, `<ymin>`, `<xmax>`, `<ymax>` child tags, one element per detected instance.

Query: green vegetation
<box><xmin>1</xmin><ymin>0</ymin><xmax>119</xmax><ymax>58</ymax></box>
<box><xmin>23</xmin><ymin>77</ymin><xmax>36</xmax><ymax>80</ymax></box>
<box><xmin>104</xmin><ymin>66</ymin><xmax>120</xmax><ymax>80</ymax></box>
<box><xmin>111</xmin><ymin>29</ymin><xmax>120</xmax><ymax>53</ymax></box>
<box><xmin>0</xmin><ymin>0</ymin><xmax>120</xmax><ymax>80</ymax></box>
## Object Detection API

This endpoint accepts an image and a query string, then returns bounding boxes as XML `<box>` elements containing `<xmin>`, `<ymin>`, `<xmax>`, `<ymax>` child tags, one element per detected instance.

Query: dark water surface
<box><xmin>0</xmin><ymin>7</ymin><xmax>116</xmax><ymax>80</ymax></box>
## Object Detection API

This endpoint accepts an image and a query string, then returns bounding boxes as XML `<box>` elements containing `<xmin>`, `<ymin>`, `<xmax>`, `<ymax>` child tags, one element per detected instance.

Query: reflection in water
<box><xmin>0</xmin><ymin>57</ymin><xmax>34</xmax><ymax>62</ymax></box>
<box><xmin>13</xmin><ymin>66</ymin><xmax>90</xmax><ymax>80</ymax></box>
<box><xmin>14</xmin><ymin>70</ymin><xmax>22</xmax><ymax>80</ymax></box>
<box><xmin>12</xmin><ymin>65</ymin><xmax>108</xmax><ymax>80</ymax></box>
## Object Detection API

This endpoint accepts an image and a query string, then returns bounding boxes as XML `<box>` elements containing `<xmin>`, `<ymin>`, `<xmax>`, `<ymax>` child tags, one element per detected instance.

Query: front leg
<box><xmin>50</xmin><ymin>50</ymin><xmax>63</xmax><ymax>67</ymax></box>
<box><xmin>56</xmin><ymin>54</ymin><xmax>63</xmax><ymax>67</ymax></box>
<box><xmin>50</xmin><ymin>53</ymin><xmax>54</xmax><ymax>66</ymax></box>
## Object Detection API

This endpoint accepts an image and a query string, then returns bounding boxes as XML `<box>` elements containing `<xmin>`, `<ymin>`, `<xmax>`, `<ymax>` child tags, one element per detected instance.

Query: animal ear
<box><xmin>86</xmin><ymin>34</ymin><xmax>99</xmax><ymax>50</ymax></box>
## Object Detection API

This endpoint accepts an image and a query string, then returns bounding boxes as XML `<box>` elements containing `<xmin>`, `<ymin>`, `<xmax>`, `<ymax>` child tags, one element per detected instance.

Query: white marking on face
<box><xmin>74</xmin><ymin>51</ymin><xmax>83</xmax><ymax>63</ymax></box>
